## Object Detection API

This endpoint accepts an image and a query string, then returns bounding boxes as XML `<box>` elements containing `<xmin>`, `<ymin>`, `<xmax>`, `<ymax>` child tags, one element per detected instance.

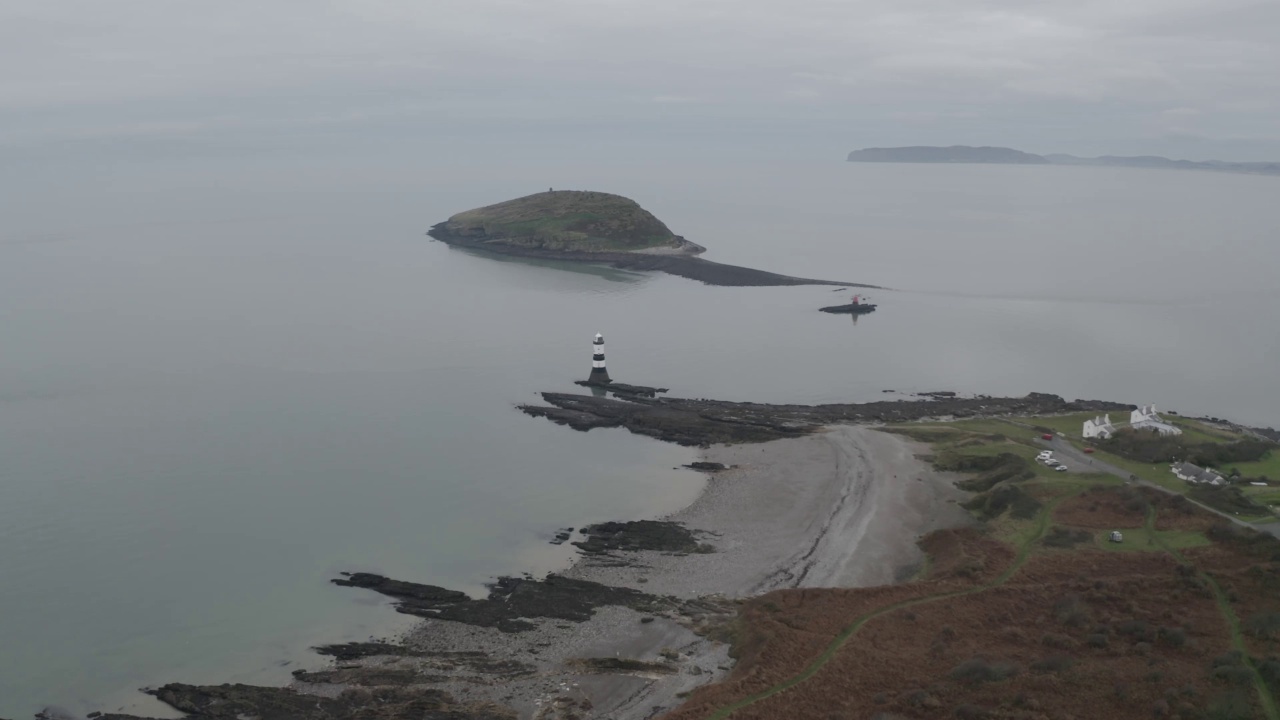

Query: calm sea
<box><xmin>2</xmin><ymin>136</ymin><xmax>1277</xmax><ymax>717</ymax></box>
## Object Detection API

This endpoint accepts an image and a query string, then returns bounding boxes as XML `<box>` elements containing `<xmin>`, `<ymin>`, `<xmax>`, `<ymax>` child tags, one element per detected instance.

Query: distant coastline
<box><xmin>847</xmin><ymin>145</ymin><xmax>1280</xmax><ymax>176</ymax></box>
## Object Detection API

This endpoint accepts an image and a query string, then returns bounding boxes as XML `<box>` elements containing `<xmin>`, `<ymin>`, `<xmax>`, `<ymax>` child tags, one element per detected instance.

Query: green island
<box><xmin>427</xmin><ymin>190</ymin><xmax>875</xmax><ymax>288</ymax></box>
<box><xmin>429</xmin><ymin>190</ymin><xmax>704</xmax><ymax>254</ymax></box>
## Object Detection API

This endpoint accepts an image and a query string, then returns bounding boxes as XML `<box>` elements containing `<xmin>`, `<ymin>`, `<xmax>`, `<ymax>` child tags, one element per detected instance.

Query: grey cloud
<box><xmin>0</xmin><ymin>0</ymin><xmax>1276</xmax><ymax>156</ymax></box>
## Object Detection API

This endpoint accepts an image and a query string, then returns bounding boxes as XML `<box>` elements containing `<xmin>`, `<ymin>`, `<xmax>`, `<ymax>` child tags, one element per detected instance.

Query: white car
<box><xmin>1036</xmin><ymin>451</ymin><xmax>1053</xmax><ymax>460</ymax></box>
<box><xmin>1045</xmin><ymin>459</ymin><xmax>1060</xmax><ymax>467</ymax></box>
<box><xmin>1055</xmin><ymin>465</ymin><xmax>1069</xmax><ymax>472</ymax></box>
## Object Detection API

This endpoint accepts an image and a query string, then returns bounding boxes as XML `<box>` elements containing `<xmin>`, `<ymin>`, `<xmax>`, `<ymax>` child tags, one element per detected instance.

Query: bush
<box><xmin>1041</xmin><ymin>632</ymin><xmax>1077</xmax><ymax>650</ymax></box>
<box><xmin>962</xmin><ymin>483</ymin><xmax>1042</xmax><ymax>520</ymax></box>
<box><xmin>1158</xmin><ymin>626</ymin><xmax>1188</xmax><ymax>648</ymax></box>
<box><xmin>949</xmin><ymin>658</ymin><xmax>1019</xmax><ymax>685</ymax></box>
<box><xmin>1054</xmin><ymin>594</ymin><xmax>1092</xmax><ymax>628</ymax></box>
<box><xmin>1030</xmin><ymin>654</ymin><xmax>1076</xmax><ymax>674</ymax></box>
<box><xmin>1206</xmin><ymin>689</ymin><xmax>1257</xmax><ymax>720</ymax></box>
<box><xmin>1042</xmin><ymin>526</ymin><xmax>1094</xmax><ymax>548</ymax></box>
<box><xmin>953</xmin><ymin>704</ymin><xmax>991</xmax><ymax>719</ymax></box>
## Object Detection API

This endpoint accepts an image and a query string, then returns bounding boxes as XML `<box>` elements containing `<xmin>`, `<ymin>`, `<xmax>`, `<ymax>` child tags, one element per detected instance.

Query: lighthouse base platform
<box><xmin>574</xmin><ymin>380</ymin><xmax>669</xmax><ymax>398</ymax></box>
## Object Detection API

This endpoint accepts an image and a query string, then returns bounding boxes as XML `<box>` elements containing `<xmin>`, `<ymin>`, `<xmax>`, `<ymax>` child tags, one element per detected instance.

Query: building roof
<box><xmin>1173</xmin><ymin>461</ymin><xmax>1224</xmax><ymax>484</ymax></box>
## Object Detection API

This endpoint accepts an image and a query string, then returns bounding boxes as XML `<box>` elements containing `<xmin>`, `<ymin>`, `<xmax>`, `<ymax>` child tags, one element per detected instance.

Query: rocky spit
<box><xmin>518</xmin><ymin>390</ymin><xmax>1133</xmax><ymax>447</ymax></box>
<box><xmin>428</xmin><ymin>223</ymin><xmax>878</xmax><ymax>288</ymax></box>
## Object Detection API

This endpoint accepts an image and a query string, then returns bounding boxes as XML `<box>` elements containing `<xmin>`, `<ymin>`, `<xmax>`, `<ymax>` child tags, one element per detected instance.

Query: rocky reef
<box><xmin>519</xmin><ymin>391</ymin><xmax>1134</xmax><ymax>447</ymax></box>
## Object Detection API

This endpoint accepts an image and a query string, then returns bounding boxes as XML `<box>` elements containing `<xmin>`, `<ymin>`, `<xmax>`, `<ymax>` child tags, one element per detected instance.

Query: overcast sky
<box><xmin>2</xmin><ymin>0</ymin><xmax>1279</xmax><ymax>159</ymax></box>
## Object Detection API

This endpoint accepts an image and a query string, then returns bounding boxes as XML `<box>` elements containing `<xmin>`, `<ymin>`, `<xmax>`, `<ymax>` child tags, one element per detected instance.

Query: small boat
<box><xmin>819</xmin><ymin>293</ymin><xmax>877</xmax><ymax>315</ymax></box>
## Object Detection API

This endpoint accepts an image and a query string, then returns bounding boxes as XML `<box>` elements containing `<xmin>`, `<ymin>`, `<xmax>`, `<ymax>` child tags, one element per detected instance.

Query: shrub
<box><xmin>1030</xmin><ymin>654</ymin><xmax>1076</xmax><ymax>674</ymax></box>
<box><xmin>949</xmin><ymin>658</ymin><xmax>1019</xmax><ymax>685</ymax></box>
<box><xmin>1042</xmin><ymin>632</ymin><xmax>1077</xmax><ymax>650</ymax></box>
<box><xmin>1158</xmin><ymin>626</ymin><xmax>1188</xmax><ymax>648</ymax></box>
<box><xmin>1042</xmin><ymin>526</ymin><xmax>1094</xmax><ymax>548</ymax></box>
<box><xmin>1206</xmin><ymin>689</ymin><xmax>1257</xmax><ymax>720</ymax></box>
<box><xmin>953</xmin><ymin>704</ymin><xmax>991</xmax><ymax>719</ymax></box>
<box><xmin>1054</xmin><ymin>594</ymin><xmax>1092</xmax><ymax>628</ymax></box>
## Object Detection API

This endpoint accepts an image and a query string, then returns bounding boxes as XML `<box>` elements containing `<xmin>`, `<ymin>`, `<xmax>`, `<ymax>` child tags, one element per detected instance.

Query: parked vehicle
<box><xmin>1045</xmin><ymin>459</ymin><xmax>1060</xmax><ymax>467</ymax></box>
<box><xmin>1083</xmin><ymin>448</ymin><xmax>1095</xmax><ymax>454</ymax></box>
<box><xmin>1041</xmin><ymin>434</ymin><xmax>1054</xmax><ymax>440</ymax></box>
<box><xmin>1055</xmin><ymin>465</ymin><xmax>1069</xmax><ymax>472</ymax></box>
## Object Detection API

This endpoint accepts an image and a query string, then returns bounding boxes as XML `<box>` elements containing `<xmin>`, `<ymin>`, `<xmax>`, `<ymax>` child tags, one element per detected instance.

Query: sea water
<box><xmin>1</xmin><ymin>135</ymin><xmax>1277</xmax><ymax>717</ymax></box>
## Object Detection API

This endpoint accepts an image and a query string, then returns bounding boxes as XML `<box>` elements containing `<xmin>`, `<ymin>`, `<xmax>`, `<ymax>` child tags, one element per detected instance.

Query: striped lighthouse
<box><xmin>588</xmin><ymin>332</ymin><xmax>611</xmax><ymax>384</ymax></box>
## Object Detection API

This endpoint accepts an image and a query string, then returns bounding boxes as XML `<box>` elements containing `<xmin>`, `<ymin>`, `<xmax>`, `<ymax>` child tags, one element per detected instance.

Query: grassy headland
<box><xmin>665</xmin><ymin>417</ymin><xmax>1280</xmax><ymax>720</ymax></box>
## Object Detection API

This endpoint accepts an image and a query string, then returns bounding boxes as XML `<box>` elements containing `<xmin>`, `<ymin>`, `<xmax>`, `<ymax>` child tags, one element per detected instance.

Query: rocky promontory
<box><xmin>428</xmin><ymin>190</ymin><xmax>878</xmax><ymax>288</ymax></box>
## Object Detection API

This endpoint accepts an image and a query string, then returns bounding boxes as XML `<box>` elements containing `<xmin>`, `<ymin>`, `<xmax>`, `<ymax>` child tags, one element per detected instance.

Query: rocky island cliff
<box><xmin>428</xmin><ymin>190</ymin><xmax>877</xmax><ymax>288</ymax></box>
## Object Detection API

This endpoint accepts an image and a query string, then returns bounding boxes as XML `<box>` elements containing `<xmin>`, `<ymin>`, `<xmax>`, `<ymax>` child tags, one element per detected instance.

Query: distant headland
<box><xmin>847</xmin><ymin>145</ymin><xmax>1280</xmax><ymax>176</ymax></box>
<box><xmin>428</xmin><ymin>190</ymin><xmax>879</xmax><ymax>289</ymax></box>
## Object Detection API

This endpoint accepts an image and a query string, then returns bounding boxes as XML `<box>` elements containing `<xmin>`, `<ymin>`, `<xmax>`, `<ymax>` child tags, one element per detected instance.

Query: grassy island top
<box><xmin>439</xmin><ymin>190</ymin><xmax>689</xmax><ymax>252</ymax></box>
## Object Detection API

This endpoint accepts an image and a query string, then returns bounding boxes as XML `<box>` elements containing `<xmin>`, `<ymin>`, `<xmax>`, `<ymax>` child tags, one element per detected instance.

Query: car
<box><xmin>1045</xmin><ymin>459</ymin><xmax>1060</xmax><ymax>467</ymax></box>
<box><xmin>1042</xmin><ymin>434</ymin><xmax>1054</xmax><ymax>440</ymax></box>
<box><xmin>1036</xmin><ymin>451</ymin><xmax>1053</xmax><ymax>460</ymax></box>
<box><xmin>1055</xmin><ymin>465</ymin><xmax>1069</xmax><ymax>472</ymax></box>
<box><xmin>1083</xmin><ymin>448</ymin><xmax>1095</xmax><ymax>454</ymax></box>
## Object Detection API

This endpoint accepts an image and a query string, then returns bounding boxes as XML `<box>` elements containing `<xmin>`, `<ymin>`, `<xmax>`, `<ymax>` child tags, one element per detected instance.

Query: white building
<box><xmin>1172</xmin><ymin>461</ymin><xmax>1225</xmax><ymax>486</ymax></box>
<box><xmin>1130</xmin><ymin>405</ymin><xmax>1183</xmax><ymax>436</ymax></box>
<box><xmin>1083</xmin><ymin>414</ymin><xmax>1117</xmax><ymax>439</ymax></box>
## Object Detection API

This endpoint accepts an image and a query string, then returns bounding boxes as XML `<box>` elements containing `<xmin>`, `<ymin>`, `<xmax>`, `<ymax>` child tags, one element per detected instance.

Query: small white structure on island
<box><xmin>1172</xmin><ymin>461</ymin><xmax>1226</xmax><ymax>486</ymax></box>
<box><xmin>588</xmin><ymin>332</ymin><xmax>611</xmax><ymax>384</ymax></box>
<box><xmin>1083</xmin><ymin>414</ymin><xmax>1117</xmax><ymax>440</ymax></box>
<box><xmin>1110</xmin><ymin>530</ymin><xmax>1124</xmax><ymax>543</ymax></box>
<box><xmin>1130</xmin><ymin>404</ymin><xmax>1183</xmax><ymax>436</ymax></box>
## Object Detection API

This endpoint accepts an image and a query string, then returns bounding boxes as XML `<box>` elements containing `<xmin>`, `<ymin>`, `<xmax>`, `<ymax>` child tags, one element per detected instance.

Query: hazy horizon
<box><xmin>3</xmin><ymin>1</ymin><xmax>1280</xmax><ymax>163</ymax></box>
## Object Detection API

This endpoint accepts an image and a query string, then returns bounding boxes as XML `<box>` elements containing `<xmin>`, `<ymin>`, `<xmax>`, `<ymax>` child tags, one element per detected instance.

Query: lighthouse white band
<box><xmin>591</xmin><ymin>344</ymin><xmax>604</xmax><ymax>354</ymax></box>
<box><xmin>592</xmin><ymin>360</ymin><xmax>606</xmax><ymax>368</ymax></box>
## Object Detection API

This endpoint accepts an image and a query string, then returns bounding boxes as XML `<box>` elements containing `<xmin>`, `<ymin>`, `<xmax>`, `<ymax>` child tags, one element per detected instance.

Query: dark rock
<box><xmin>549</xmin><ymin>527</ymin><xmax>574</xmax><ymax>545</ymax></box>
<box><xmin>313</xmin><ymin>642</ymin><xmax>415</xmax><ymax>661</ymax></box>
<box><xmin>684</xmin><ymin>462</ymin><xmax>727</xmax><ymax>472</ymax></box>
<box><xmin>332</xmin><ymin>573</ymin><xmax>469</xmax><ymax>603</ymax></box>
<box><xmin>94</xmin><ymin>684</ymin><xmax>514</xmax><ymax>720</ymax></box>
<box><xmin>573</xmin><ymin>521</ymin><xmax>714</xmax><ymax>555</ymax></box>
<box><xmin>819</xmin><ymin>302</ymin><xmax>877</xmax><ymax>315</ymax></box>
<box><xmin>333</xmin><ymin>572</ymin><xmax>679</xmax><ymax>633</ymax></box>
<box><xmin>574</xmin><ymin>380</ymin><xmax>669</xmax><ymax>398</ymax></box>
<box><xmin>519</xmin><ymin>391</ymin><xmax>1132</xmax><ymax>447</ymax></box>
<box><xmin>428</xmin><ymin>223</ymin><xmax>876</xmax><ymax>288</ymax></box>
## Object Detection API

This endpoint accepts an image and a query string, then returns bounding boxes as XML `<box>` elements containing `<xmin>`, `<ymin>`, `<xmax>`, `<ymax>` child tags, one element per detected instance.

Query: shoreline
<box><xmin>285</xmin><ymin>425</ymin><xmax>972</xmax><ymax>720</ymax></box>
<box><xmin>426</xmin><ymin>225</ymin><xmax>880</xmax><ymax>288</ymax></box>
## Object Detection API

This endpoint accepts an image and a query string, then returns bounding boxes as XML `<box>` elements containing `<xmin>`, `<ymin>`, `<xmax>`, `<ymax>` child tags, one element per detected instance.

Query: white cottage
<box><xmin>1131</xmin><ymin>405</ymin><xmax>1183</xmax><ymax>436</ymax></box>
<box><xmin>1083</xmin><ymin>414</ymin><xmax>1116</xmax><ymax>439</ymax></box>
<box><xmin>1172</xmin><ymin>461</ymin><xmax>1225</xmax><ymax>486</ymax></box>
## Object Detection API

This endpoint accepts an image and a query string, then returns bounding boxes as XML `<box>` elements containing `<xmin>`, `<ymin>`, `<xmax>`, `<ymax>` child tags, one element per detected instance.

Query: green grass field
<box><xmin>1096</xmin><ymin>528</ymin><xmax>1211</xmax><ymax>552</ymax></box>
<box><xmin>1225</xmin><ymin>451</ymin><xmax>1280</xmax><ymax>481</ymax></box>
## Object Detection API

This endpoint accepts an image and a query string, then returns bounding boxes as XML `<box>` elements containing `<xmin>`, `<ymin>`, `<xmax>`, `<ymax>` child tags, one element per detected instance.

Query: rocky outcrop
<box><xmin>332</xmin><ymin>572</ymin><xmax>681</xmax><ymax>632</ymax></box>
<box><xmin>520</xmin><ymin>391</ymin><xmax>1134</xmax><ymax>447</ymax></box>
<box><xmin>95</xmin><ymin>684</ymin><xmax>515</xmax><ymax>720</ymax></box>
<box><xmin>573</xmin><ymin>521</ymin><xmax>714</xmax><ymax>555</ymax></box>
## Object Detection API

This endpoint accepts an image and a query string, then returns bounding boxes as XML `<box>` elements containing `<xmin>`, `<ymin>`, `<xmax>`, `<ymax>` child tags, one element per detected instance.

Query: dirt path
<box><xmin>1144</xmin><ymin>509</ymin><xmax>1280</xmax><ymax>720</ymax></box>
